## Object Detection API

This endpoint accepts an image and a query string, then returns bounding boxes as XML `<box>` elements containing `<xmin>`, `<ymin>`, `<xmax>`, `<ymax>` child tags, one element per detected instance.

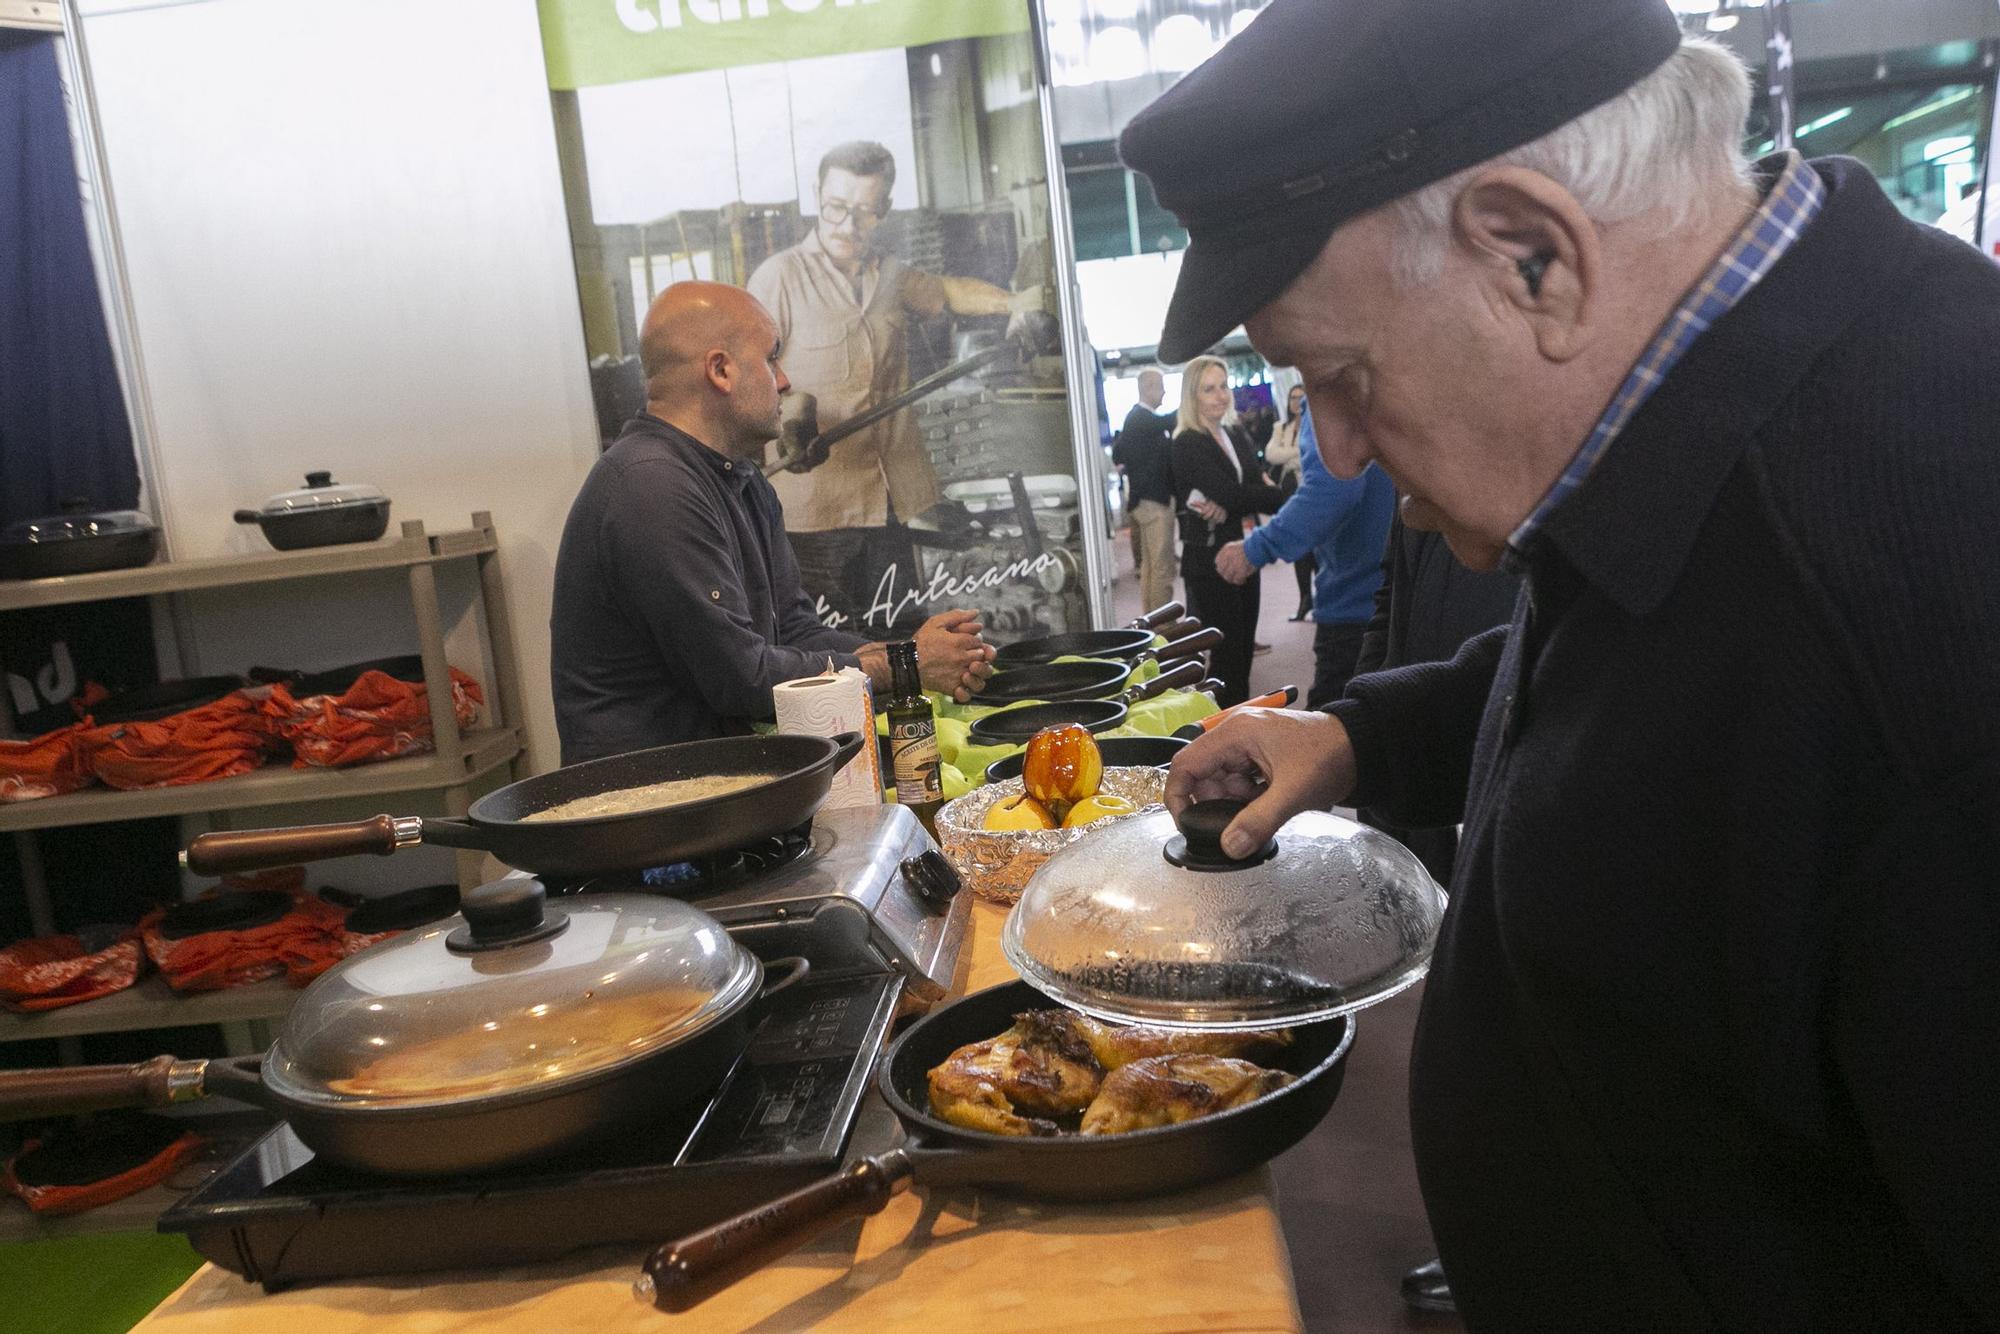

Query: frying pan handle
<box><xmin>753</xmin><ymin>956</ymin><xmax>811</xmax><ymax>1010</ymax></box>
<box><xmin>1128</xmin><ymin>600</ymin><xmax>1184</xmax><ymax>629</ymax></box>
<box><xmin>0</xmin><ymin>1055</ymin><xmax>208</xmax><ymax>1121</ymax></box>
<box><xmin>1128</xmin><ymin>658</ymin><xmax>1206</xmax><ymax>702</ymax></box>
<box><xmin>1154</xmin><ymin>617</ymin><xmax>1202</xmax><ymax>643</ymax></box>
<box><xmin>636</xmin><ymin>1149</ymin><xmax>916</xmax><ymax>1312</ymax></box>
<box><xmin>827</xmin><ymin>730</ymin><xmax>865</xmax><ymax>771</ymax></box>
<box><xmin>181</xmin><ymin>815</ymin><xmax>420</xmax><ymax>875</ymax></box>
<box><xmin>1149</xmin><ymin>626</ymin><xmax>1223</xmax><ymax>662</ymax></box>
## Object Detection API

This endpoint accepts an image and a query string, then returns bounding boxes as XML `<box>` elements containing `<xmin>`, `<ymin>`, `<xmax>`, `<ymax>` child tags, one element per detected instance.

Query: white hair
<box><xmin>1391</xmin><ymin>37</ymin><xmax>1758</xmax><ymax>285</ymax></box>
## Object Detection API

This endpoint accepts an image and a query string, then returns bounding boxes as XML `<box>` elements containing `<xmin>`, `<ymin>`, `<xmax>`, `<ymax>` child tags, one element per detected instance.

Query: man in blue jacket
<box><xmin>1215</xmin><ymin>407</ymin><xmax>1394</xmax><ymax>707</ymax></box>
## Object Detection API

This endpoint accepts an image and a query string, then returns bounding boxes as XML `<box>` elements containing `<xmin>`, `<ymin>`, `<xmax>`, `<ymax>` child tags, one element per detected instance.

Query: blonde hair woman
<box><xmin>1169</xmin><ymin>355</ymin><xmax>1284</xmax><ymax>705</ymax></box>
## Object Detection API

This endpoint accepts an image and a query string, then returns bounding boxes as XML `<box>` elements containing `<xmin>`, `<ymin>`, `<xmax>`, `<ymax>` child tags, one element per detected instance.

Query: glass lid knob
<box><xmin>1163</xmin><ymin>798</ymin><xmax>1278</xmax><ymax>871</ymax></box>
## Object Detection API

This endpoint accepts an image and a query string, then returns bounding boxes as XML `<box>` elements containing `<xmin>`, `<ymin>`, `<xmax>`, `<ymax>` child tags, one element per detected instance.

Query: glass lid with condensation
<box><xmin>261</xmin><ymin>885</ymin><xmax>759</xmax><ymax>1109</ymax></box>
<box><xmin>1002</xmin><ymin>800</ymin><xmax>1447</xmax><ymax>1029</ymax></box>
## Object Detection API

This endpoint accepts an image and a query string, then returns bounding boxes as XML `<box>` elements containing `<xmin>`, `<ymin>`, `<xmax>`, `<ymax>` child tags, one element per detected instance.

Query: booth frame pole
<box><xmin>1026</xmin><ymin>0</ymin><xmax>1114</xmax><ymax>630</ymax></box>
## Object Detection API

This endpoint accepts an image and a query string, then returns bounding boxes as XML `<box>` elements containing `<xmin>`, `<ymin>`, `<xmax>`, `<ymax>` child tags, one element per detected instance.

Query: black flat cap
<box><xmin>1122</xmin><ymin>0</ymin><xmax>1684</xmax><ymax>362</ymax></box>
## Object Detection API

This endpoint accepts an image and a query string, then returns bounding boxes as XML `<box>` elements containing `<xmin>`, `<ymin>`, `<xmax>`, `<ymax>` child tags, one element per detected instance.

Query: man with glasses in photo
<box><xmin>748</xmin><ymin>140</ymin><xmax>1025</xmax><ymax>635</ymax></box>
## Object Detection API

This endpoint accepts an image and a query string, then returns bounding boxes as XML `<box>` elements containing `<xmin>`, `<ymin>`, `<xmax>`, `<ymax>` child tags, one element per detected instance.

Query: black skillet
<box><xmin>638</xmin><ymin>978</ymin><xmax>1355</xmax><ymax>1311</ymax></box>
<box><xmin>984</xmin><ymin>733</ymin><xmax>1187</xmax><ymax>784</ymax></box>
<box><xmin>967</xmin><ymin>659</ymin><xmax>1207</xmax><ymax>746</ymax></box>
<box><xmin>977</xmin><ymin>657</ymin><xmax>1131</xmax><ymax>705</ymax></box>
<box><xmin>180</xmin><ymin>731</ymin><xmax>866</xmax><ymax>880</ymax></box>
<box><xmin>995</xmin><ymin>626</ymin><xmax>1157</xmax><ymax>667</ymax></box>
<box><xmin>981</xmin><ymin>628</ymin><xmax>1222</xmax><ymax>707</ymax></box>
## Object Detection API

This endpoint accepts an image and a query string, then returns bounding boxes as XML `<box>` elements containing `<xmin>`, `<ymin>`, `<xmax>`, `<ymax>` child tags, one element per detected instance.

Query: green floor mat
<box><xmin>0</xmin><ymin>1231</ymin><xmax>204</xmax><ymax>1333</ymax></box>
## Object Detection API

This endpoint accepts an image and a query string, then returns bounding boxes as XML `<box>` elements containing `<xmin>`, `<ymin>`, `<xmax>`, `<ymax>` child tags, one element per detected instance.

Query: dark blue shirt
<box><xmin>550</xmin><ymin>414</ymin><xmax>867</xmax><ymax>764</ymax></box>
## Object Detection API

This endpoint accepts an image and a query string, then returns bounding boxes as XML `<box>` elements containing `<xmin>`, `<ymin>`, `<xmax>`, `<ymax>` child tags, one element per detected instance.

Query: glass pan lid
<box><xmin>1002</xmin><ymin>803</ymin><xmax>1447</xmax><ymax>1030</ymax></box>
<box><xmin>262</xmin><ymin>889</ymin><xmax>758</xmax><ymax>1109</ymax></box>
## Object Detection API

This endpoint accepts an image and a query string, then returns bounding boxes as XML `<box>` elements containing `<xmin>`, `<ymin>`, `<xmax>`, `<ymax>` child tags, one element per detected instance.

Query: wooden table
<box><xmin>134</xmin><ymin>900</ymin><xmax>1304</xmax><ymax>1334</ymax></box>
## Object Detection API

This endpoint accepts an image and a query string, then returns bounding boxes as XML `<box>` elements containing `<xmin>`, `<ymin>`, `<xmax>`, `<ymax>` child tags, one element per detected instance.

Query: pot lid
<box><xmin>249</xmin><ymin>471</ymin><xmax>387</xmax><ymax>515</ymax></box>
<box><xmin>260</xmin><ymin>884</ymin><xmax>759</xmax><ymax>1109</ymax></box>
<box><xmin>1</xmin><ymin>499</ymin><xmax>157</xmax><ymax>545</ymax></box>
<box><xmin>1002</xmin><ymin>800</ymin><xmax>1447</xmax><ymax>1030</ymax></box>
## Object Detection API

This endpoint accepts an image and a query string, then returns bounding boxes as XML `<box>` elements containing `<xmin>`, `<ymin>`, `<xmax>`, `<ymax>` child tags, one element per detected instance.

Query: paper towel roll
<box><xmin>773</xmin><ymin>667</ymin><xmax>882</xmax><ymax>810</ymax></box>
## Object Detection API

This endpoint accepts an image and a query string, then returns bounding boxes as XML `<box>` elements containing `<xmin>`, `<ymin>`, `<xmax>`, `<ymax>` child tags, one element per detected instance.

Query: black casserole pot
<box><xmin>235</xmin><ymin>472</ymin><xmax>391</xmax><ymax>550</ymax></box>
<box><xmin>0</xmin><ymin>500</ymin><xmax>160</xmax><ymax>580</ymax></box>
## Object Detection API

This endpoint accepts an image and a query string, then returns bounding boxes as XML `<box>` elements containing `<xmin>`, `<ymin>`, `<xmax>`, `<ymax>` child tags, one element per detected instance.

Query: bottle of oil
<box><xmin>886</xmin><ymin>640</ymin><xmax>942</xmax><ymax>837</ymax></box>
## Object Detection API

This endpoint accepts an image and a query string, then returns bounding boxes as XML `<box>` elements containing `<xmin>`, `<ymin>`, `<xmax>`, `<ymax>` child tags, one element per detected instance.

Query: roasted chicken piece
<box><xmin>1078</xmin><ymin>1054</ymin><xmax>1296</xmax><ymax>1135</ymax></box>
<box><xmin>1063</xmin><ymin>1013</ymin><xmax>1293</xmax><ymax>1072</ymax></box>
<box><xmin>927</xmin><ymin>1010</ymin><xmax>1105</xmax><ymax>1136</ymax></box>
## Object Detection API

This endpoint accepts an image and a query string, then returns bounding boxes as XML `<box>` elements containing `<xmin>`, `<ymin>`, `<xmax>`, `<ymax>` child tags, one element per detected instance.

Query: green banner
<box><xmin>540</xmin><ymin>0</ymin><xmax>1031</xmax><ymax>89</ymax></box>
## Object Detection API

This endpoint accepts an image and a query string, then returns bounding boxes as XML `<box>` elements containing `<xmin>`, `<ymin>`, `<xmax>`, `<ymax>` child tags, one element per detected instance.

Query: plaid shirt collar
<box><xmin>1504</xmin><ymin>152</ymin><xmax>1825</xmax><ymax>570</ymax></box>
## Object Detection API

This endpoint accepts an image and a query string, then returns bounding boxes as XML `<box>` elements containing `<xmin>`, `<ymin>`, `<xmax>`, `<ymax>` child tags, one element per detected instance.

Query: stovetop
<box><xmin>155</xmin><ymin>803</ymin><xmax>967</xmax><ymax>1290</ymax></box>
<box><xmin>553</xmin><ymin>802</ymin><xmax>967</xmax><ymax>1008</ymax></box>
<box><xmin>158</xmin><ymin>966</ymin><xmax>905</xmax><ymax>1289</ymax></box>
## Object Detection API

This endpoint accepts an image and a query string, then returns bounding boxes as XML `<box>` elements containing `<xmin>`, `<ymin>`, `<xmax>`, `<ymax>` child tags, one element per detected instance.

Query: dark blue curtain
<box><xmin>0</xmin><ymin>31</ymin><xmax>138</xmax><ymax>528</ymax></box>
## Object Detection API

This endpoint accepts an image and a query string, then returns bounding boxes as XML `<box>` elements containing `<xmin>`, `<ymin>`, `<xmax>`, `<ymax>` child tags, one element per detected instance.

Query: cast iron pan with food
<box><xmin>983</xmin><ymin>733</ymin><xmax>1187</xmax><ymax>784</ymax></box>
<box><xmin>638</xmin><ymin>978</ymin><xmax>1354</xmax><ymax>1311</ymax></box>
<box><xmin>180</xmin><ymin>731</ymin><xmax>866</xmax><ymax>880</ymax></box>
<box><xmin>0</xmin><ymin>883</ymin><xmax>810</xmax><ymax>1179</ymax></box>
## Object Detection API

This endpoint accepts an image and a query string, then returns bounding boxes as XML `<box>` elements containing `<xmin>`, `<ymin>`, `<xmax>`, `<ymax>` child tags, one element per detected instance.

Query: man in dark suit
<box><xmin>1111</xmin><ymin>368</ymin><xmax>1178</xmax><ymax>612</ymax></box>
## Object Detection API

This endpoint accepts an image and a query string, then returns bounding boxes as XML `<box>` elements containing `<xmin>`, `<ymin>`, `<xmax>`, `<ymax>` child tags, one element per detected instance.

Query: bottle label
<box><xmin>890</xmin><ymin>718</ymin><xmax>942</xmax><ymax>802</ymax></box>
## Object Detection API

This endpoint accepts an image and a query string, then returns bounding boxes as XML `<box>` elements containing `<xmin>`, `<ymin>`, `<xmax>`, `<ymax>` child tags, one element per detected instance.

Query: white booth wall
<box><xmin>77</xmin><ymin>0</ymin><xmax>598</xmax><ymax>778</ymax></box>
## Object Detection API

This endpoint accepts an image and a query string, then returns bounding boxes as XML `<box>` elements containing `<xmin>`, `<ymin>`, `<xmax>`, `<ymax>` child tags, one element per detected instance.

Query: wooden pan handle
<box><xmin>0</xmin><ymin>1056</ymin><xmax>207</xmax><ymax>1121</ymax></box>
<box><xmin>1128</xmin><ymin>600</ymin><xmax>1184</xmax><ymax>629</ymax></box>
<box><xmin>182</xmin><ymin>815</ymin><xmax>414</xmax><ymax>875</ymax></box>
<box><xmin>1127</xmin><ymin>658</ymin><xmax>1206</xmax><ymax>703</ymax></box>
<box><xmin>1148</xmin><ymin>626</ymin><xmax>1223</xmax><ymax>662</ymax></box>
<box><xmin>637</xmin><ymin>1150</ymin><xmax>916</xmax><ymax>1312</ymax></box>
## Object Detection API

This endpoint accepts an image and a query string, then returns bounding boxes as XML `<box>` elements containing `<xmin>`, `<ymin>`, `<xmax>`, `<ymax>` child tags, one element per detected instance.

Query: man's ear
<box><xmin>704</xmin><ymin>347</ymin><xmax>734</xmax><ymax>395</ymax></box>
<box><xmin>1450</xmin><ymin>167</ymin><xmax>1598</xmax><ymax>363</ymax></box>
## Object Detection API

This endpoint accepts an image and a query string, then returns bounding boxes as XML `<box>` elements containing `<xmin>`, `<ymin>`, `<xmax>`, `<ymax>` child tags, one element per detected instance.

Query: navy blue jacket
<box><xmin>1330</xmin><ymin>159</ymin><xmax>2000</xmax><ymax>1330</ymax></box>
<box><xmin>550</xmin><ymin>415</ymin><xmax>865</xmax><ymax>764</ymax></box>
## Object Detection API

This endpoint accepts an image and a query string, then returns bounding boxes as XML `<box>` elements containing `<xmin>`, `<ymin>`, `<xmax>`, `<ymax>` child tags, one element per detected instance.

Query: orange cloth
<box><xmin>141</xmin><ymin>888</ymin><xmax>387</xmax><ymax>992</ymax></box>
<box><xmin>89</xmin><ymin>691</ymin><xmax>275</xmax><ymax>791</ymax></box>
<box><xmin>4</xmin><ymin>1129</ymin><xmax>204</xmax><ymax>1216</ymax></box>
<box><xmin>0</xmin><ymin>719</ymin><xmax>103</xmax><ymax>802</ymax></box>
<box><xmin>0</xmin><ymin>932</ymin><xmax>144</xmax><ymax>1011</ymax></box>
<box><xmin>260</xmin><ymin>668</ymin><xmax>482</xmax><ymax>769</ymax></box>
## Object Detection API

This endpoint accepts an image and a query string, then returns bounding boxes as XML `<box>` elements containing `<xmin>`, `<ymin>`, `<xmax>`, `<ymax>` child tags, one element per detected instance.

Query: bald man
<box><xmin>551</xmin><ymin>281</ymin><xmax>993</xmax><ymax>765</ymax></box>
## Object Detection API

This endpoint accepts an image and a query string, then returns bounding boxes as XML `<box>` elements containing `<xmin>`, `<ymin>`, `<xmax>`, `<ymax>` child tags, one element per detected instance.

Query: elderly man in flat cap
<box><xmin>1131</xmin><ymin>0</ymin><xmax>2000</xmax><ymax>1328</ymax></box>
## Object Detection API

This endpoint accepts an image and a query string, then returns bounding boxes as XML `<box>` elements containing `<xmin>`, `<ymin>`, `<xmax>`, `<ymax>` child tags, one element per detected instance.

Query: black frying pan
<box><xmin>984</xmin><ymin>733</ymin><xmax>1187</xmax><ymax>784</ymax></box>
<box><xmin>180</xmin><ymin>732</ymin><xmax>866</xmax><ymax>880</ymax></box>
<box><xmin>967</xmin><ymin>698</ymin><xmax>1127</xmax><ymax>746</ymax></box>
<box><xmin>967</xmin><ymin>658</ymin><xmax>1207</xmax><ymax>746</ymax></box>
<box><xmin>995</xmin><ymin>627</ymin><xmax>1157</xmax><ymax>666</ymax></box>
<box><xmin>638</xmin><ymin>979</ymin><xmax>1354</xmax><ymax>1311</ymax></box>
<box><xmin>979</xmin><ymin>657</ymin><xmax>1131</xmax><ymax>704</ymax></box>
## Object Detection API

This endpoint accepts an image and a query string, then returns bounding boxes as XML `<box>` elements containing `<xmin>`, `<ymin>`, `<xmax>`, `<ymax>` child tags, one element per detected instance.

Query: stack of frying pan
<box><xmin>969</xmin><ymin>603</ymin><xmax>1221</xmax><ymax>748</ymax></box>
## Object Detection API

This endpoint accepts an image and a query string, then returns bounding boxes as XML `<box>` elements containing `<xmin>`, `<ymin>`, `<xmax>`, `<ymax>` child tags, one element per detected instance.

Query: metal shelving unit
<box><xmin>0</xmin><ymin>515</ymin><xmax>527</xmax><ymax>1050</ymax></box>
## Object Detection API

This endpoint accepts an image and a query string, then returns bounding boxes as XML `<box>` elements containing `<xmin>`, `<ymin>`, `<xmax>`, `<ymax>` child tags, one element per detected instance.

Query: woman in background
<box><xmin>1171</xmin><ymin>356</ymin><xmax>1284</xmax><ymax>706</ymax></box>
<box><xmin>1263</xmin><ymin>383</ymin><xmax>1316</xmax><ymax>620</ymax></box>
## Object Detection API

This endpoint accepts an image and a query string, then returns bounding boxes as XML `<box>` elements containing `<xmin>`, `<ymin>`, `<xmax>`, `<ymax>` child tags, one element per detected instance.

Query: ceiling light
<box><xmin>1093</xmin><ymin>0</ymin><xmax>1141</xmax><ymax>20</ymax></box>
<box><xmin>1088</xmin><ymin>24</ymin><xmax>1148</xmax><ymax>83</ymax></box>
<box><xmin>1796</xmin><ymin>106</ymin><xmax>1852</xmax><ymax>137</ymax></box>
<box><xmin>1881</xmin><ymin>87</ymin><xmax>1977</xmax><ymax>132</ymax></box>
<box><xmin>1042</xmin><ymin>0</ymin><xmax>1084</xmax><ymax>21</ymax></box>
<box><xmin>1227</xmin><ymin>9</ymin><xmax>1257</xmax><ymax>37</ymax></box>
<box><xmin>1151</xmin><ymin>14</ymin><xmax>1215</xmax><ymax>72</ymax></box>
<box><xmin>1705</xmin><ymin>9</ymin><xmax>1740</xmax><ymax>32</ymax></box>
